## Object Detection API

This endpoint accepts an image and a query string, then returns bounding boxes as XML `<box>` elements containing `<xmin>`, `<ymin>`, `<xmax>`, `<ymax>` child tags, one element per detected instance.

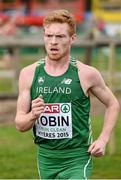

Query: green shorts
<box><xmin>37</xmin><ymin>146</ymin><xmax>93</xmax><ymax>179</ymax></box>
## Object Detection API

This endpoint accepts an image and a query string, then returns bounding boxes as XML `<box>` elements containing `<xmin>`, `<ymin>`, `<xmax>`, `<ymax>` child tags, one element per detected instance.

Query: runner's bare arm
<box><xmin>87</xmin><ymin>68</ymin><xmax>119</xmax><ymax>157</ymax></box>
<box><xmin>77</xmin><ymin>62</ymin><xmax>119</xmax><ymax>157</ymax></box>
<box><xmin>15</xmin><ymin>67</ymin><xmax>45</xmax><ymax>132</ymax></box>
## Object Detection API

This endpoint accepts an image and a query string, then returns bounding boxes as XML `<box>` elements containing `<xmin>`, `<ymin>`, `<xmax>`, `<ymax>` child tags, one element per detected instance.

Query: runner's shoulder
<box><xmin>20</xmin><ymin>62</ymin><xmax>39</xmax><ymax>77</ymax></box>
<box><xmin>18</xmin><ymin>62</ymin><xmax>38</xmax><ymax>86</ymax></box>
<box><xmin>77</xmin><ymin>60</ymin><xmax>101</xmax><ymax>79</ymax></box>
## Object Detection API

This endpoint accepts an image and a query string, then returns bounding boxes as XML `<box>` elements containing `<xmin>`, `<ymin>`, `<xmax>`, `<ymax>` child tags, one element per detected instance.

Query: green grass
<box><xmin>0</xmin><ymin>125</ymin><xmax>38</xmax><ymax>179</ymax></box>
<box><xmin>91</xmin><ymin>115</ymin><xmax>121</xmax><ymax>179</ymax></box>
<box><xmin>0</xmin><ymin>115</ymin><xmax>121</xmax><ymax>179</ymax></box>
<box><xmin>0</xmin><ymin>78</ymin><xmax>13</xmax><ymax>93</ymax></box>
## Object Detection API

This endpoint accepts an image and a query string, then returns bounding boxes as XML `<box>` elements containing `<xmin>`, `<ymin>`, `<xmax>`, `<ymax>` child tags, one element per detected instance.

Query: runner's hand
<box><xmin>88</xmin><ymin>138</ymin><xmax>106</xmax><ymax>157</ymax></box>
<box><xmin>31</xmin><ymin>95</ymin><xmax>45</xmax><ymax>119</ymax></box>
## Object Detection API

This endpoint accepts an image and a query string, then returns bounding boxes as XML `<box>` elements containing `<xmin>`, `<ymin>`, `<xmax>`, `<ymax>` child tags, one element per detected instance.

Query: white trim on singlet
<box><xmin>37</xmin><ymin>58</ymin><xmax>45</xmax><ymax>65</ymax></box>
<box><xmin>88</xmin><ymin>117</ymin><xmax>93</xmax><ymax>145</ymax></box>
<box><xmin>37</xmin><ymin>153</ymin><xmax>41</xmax><ymax>179</ymax></box>
<box><xmin>83</xmin><ymin>156</ymin><xmax>92</xmax><ymax>179</ymax></box>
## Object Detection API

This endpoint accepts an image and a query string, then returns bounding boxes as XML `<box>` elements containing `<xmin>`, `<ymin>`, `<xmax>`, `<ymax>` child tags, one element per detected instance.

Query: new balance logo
<box><xmin>61</xmin><ymin>78</ymin><xmax>72</xmax><ymax>84</ymax></box>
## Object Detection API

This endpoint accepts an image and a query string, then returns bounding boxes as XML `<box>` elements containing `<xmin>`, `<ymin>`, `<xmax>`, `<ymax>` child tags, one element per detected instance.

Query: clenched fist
<box><xmin>31</xmin><ymin>95</ymin><xmax>45</xmax><ymax>119</ymax></box>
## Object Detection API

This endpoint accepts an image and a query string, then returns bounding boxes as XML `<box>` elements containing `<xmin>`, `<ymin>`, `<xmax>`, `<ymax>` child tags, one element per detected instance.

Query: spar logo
<box><xmin>43</xmin><ymin>103</ymin><xmax>70</xmax><ymax>113</ymax></box>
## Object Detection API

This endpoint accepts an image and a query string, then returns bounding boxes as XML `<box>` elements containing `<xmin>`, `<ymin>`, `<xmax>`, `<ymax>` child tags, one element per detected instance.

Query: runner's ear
<box><xmin>71</xmin><ymin>34</ymin><xmax>76</xmax><ymax>43</ymax></box>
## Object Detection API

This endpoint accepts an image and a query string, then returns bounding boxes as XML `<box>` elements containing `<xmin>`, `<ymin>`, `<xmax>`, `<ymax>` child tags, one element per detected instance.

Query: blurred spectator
<box><xmin>0</xmin><ymin>16</ymin><xmax>17</xmax><ymax>69</ymax></box>
<box><xmin>96</xmin><ymin>17</ymin><xmax>107</xmax><ymax>35</ymax></box>
<box><xmin>92</xmin><ymin>16</ymin><xmax>107</xmax><ymax>38</ymax></box>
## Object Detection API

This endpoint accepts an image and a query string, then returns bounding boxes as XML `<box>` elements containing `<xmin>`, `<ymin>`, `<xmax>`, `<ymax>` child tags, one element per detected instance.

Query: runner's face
<box><xmin>44</xmin><ymin>23</ymin><xmax>74</xmax><ymax>61</ymax></box>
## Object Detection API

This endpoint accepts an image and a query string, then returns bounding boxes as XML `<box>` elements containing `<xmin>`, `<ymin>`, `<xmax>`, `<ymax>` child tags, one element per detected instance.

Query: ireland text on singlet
<box><xmin>30</xmin><ymin>58</ymin><xmax>92</xmax><ymax>151</ymax></box>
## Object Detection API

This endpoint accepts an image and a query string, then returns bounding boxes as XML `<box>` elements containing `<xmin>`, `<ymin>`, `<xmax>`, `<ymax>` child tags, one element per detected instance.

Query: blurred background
<box><xmin>0</xmin><ymin>0</ymin><xmax>121</xmax><ymax>179</ymax></box>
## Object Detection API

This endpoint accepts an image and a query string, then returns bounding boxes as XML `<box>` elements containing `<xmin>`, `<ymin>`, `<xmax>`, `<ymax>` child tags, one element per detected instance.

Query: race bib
<box><xmin>35</xmin><ymin>103</ymin><xmax>72</xmax><ymax>139</ymax></box>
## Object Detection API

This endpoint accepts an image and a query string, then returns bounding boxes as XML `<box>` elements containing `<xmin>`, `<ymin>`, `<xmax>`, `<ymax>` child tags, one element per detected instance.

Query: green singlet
<box><xmin>30</xmin><ymin>57</ymin><xmax>93</xmax><ymax>179</ymax></box>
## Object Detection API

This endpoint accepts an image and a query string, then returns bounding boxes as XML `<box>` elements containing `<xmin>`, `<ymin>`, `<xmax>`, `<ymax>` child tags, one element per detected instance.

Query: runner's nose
<box><xmin>51</xmin><ymin>36</ymin><xmax>58</xmax><ymax>45</ymax></box>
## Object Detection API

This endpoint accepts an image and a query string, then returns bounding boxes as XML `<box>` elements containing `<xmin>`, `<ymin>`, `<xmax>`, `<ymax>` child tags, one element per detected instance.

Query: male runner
<box><xmin>15</xmin><ymin>10</ymin><xmax>119</xmax><ymax>179</ymax></box>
